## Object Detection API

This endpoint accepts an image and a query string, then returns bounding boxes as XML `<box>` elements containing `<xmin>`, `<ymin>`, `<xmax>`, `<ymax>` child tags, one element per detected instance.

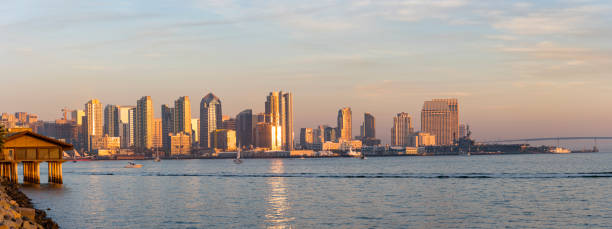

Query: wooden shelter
<box><xmin>1</xmin><ymin>130</ymin><xmax>73</xmax><ymax>184</ymax></box>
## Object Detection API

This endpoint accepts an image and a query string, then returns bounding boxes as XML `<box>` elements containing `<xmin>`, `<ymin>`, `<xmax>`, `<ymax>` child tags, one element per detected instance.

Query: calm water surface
<box><xmin>20</xmin><ymin>153</ymin><xmax>612</xmax><ymax>228</ymax></box>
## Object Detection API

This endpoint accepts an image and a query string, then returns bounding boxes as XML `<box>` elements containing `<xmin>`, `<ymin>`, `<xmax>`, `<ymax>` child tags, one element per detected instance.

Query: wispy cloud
<box><xmin>493</xmin><ymin>5</ymin><xmax>609</xmax><ymax>35</ymax></box>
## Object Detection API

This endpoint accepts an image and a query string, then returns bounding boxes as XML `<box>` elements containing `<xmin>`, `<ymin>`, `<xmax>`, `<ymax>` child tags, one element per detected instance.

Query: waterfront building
<box><xmin>90</xmin><ymin>135</ymin><xmax>121</xmax><ymax>152</ymax></box>
<box><xmin>200</xmin><ymin>93</ymin><xmax>222</xmax><ymax>149</ymax></box>
<box><xmin>118</xmin><ymin>106</ymin><xmax>136</xmax><ymax>148</ymax></box>
<box><xmin>360</xmin><ymin>113</ymin><xmax>380</xmax><ymax>146</ymax></box>
<box><xmin>322</xmin><ymin>139</ymin><xmax>362</xmax><ymax>151</ymax></box>
<box><xmin>117</xmin><ymin>106</ymin><xmax>135</xmax><ymax>147</ymax></box>
<box><xmin>337</xmin><ymin>107</ymin><xmax>352</xmax><ymax>141</ymax></box>
<box><xmin>255</xmin><ymin>122</ymin><xmax>281</xmax><ymax>150</ymax></box>
<box><xmin>236</xmin><ymin>109</ymin><xmax>254</xmax><ymax>149</ymax></box>
<box><xmin>362</xmin><ymin>113</ymin><xmax>375</xmax><ymax>139</ymax></box>
<box><xmin>135</xmin><ymin>96</ymin><xmax>154</xmax><ymax>151</ymax></box>
<box><xmin>174</xmin><ymin>96</ymin><xmax>192</xmax><ymax>135</ymax></box>
<box><xmin>191</xmin><ymin>118</ymin><xmax>199</xmax><ymax>146</ymax></box>
<box><xmin>212</xmin><ymin>129</ymin><xmax>237</xmax><ymax>152</ymax></box>
<box><xmin>103</xmin><ymin>105</ymin><xmax>120</xmax><ymax>137</ymax></box>
<box><xmin>421</xmin><ymin>98</ymin><xmax>459</xmax><ymax>145</ymax></box>
<box><xmin>170</xmin><ymin>132</ymin><xmax>191</xmax><ymax>156</ymax></box>
<box><xmin>411</xmin><ymin>132</ymin><xmax>436</xmax><ymax>147</ymax></box>
<box><xmin>324</xmin><ymin>126</ymin><xmax>338</xmax><ymax>142</ymax></box>
<box><xmin>265</xmin><ymin>91</ymin><xmax>294</xmax><ymax>150</ymax></box>
<box><xmin>300</xmin><ymin>128</ymin><xmax>314</xmax><ymax>149</ymax></box>
<box><xmin>71</xmin><ymin>110</ymin><xmax>85</xmax><ymax>125</ymax></box>
<box><xmin>223</xmin><ymin>117</ymin><xmax>237</xmax><ymax>131</ymax></box>
<box><xmin>85</xmin><ymin>99</ymin><xmax>103</xmax><ymax>152</ymax></box>
<box><xmin>391</xmin><ymin>112</ymin><xmax>414</xmax><ymax>147</ymax></box>
<box><xmin>152</xmin><ymin>118</ymin><xmax>162</xmax><ymax>149</ymax></box>
<box><xmin>313</xmin><ymin>126</ymin><xmax>323</xmax><ymax>144</ymax></box>
<box><xmin>161</xmin><ymin>104</ymin><xmax>175</xmax><ymax>151</ymax></box>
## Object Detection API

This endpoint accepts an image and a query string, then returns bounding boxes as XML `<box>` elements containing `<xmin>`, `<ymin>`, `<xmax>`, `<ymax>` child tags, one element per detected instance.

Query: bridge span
<box><xmin>481</xmin><ymin>137</ymin><xmax>612</xmax><ymax>144</ymax></box>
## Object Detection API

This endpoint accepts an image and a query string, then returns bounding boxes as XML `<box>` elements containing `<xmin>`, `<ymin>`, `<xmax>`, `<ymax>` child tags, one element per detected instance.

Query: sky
<box><xmin>1</xmin><ymin>0</ymin><xmax>612</xmax><ymax>145</ymax></box>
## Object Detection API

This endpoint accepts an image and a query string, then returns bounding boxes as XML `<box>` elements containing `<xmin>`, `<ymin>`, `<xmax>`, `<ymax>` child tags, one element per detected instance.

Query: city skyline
<box><xmin>2</xmin><ymin>1</ymin><xmax>612</xmax><ymax>143</ymax></box>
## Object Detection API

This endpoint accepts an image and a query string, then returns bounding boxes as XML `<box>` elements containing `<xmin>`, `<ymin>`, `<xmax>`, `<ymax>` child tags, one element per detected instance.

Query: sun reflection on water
<box><xmin>265</xmin><ymin>159</ymin><xmax>293</xmax><ymax>229</ymax></box>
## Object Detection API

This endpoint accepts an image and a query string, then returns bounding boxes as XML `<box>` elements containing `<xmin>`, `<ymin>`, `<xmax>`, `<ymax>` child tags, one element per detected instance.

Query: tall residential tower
<box><xmin>265</xmin><ymin>91</ymin><xmax>293</xmax><ymax>150</ymax></box>
<box><xmin>135</xmin><ymin>96</ymin><xmax>154</xmax><ymax>151</ymax></box>
<box><xmin>421</xmin><ymin>98</ymin><xmax>459</xmax><ymax>146</ymax></box>
<box><xmin>337</xmin><ymin>107</ymin><xmax>352</xmax><ymax>141</ymax></box>
<box><xmin>200</xmin><ymin>93</ymin><xmax>222</xmax><ymax>149</ymax></box>
<box><xmin>391</xmin><ymin>112</ymin><xmax>413</xmax><ymax>146</ymax></box>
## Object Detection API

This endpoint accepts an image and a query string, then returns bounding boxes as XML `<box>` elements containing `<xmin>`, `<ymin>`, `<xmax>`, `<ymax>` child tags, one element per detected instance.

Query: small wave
<box><xmin>66</xmin><ymin>171</ymin><xmax>612</xmax><ymax>179</ymax></box>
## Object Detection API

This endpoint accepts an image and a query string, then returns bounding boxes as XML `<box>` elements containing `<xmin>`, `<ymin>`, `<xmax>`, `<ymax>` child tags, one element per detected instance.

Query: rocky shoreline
<box><xmin>0</xmin><ymin>178</ymin><xmax>58</xmax><ymax>229</ymax></box>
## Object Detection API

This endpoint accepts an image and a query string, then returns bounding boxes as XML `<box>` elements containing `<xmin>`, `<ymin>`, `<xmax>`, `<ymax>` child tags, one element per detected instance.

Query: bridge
<box><xmin>480</xmin><ymin>137</ymin><xmax>612</xmax><ymax>144</ymax></box>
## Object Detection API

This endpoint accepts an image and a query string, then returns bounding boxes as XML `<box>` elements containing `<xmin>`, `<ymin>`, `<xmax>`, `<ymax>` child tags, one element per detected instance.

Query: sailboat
<box><xmin>154</xmin><ymin>149</ymin><xmax>161</xmax><ymax>162</ymax></box>
<box><xmin>233</xmin><ymin>149</ymin><xmax>243</xmax><ymax>164</ymax></box>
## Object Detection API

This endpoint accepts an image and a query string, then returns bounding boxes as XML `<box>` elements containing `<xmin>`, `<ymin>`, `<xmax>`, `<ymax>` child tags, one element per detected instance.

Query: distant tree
<box><xmin>0</xmin><ymin>124</ymin><xmax>6</xmax><ymax>149</ymax></box>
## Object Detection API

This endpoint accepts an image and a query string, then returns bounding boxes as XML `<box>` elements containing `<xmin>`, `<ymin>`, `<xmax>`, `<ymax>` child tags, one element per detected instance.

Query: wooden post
<box><xmin>48</xmin><ymin>162</ymin><xmax>52</xmax><ymax>183</ymax></box>
<box><xmin>34</xmin><ymin>162</ymin><xmax>40</xmax><ymax>184</ymax></box>
<box><xmin>9</xmin><ymin>163</ymin><xmax>17</xmax><ymax>183</ymax></box>
<box><xmin>23</xmin><ymin>163</ymin><xmax>27</xmax><ymax>183</ymax></box>
<box><xmin>57</xmin><ymin>162</ymin><xmax>63</xmax><ymax>184</ymax></box>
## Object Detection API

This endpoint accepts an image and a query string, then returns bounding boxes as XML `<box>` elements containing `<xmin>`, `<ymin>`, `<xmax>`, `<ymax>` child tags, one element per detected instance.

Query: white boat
<box><xmin>125</xmin><ymin>162</ymin><xmax>143</xmax><ymax>168</ymax></box>
<box><xmin>233</xmin><ymin>150</ymin><xmax>243</xmax><ymax>164</ymax></box>
<box><xmin>347</xmin><ymin>147</ymin><xmax>362</xmax><ymax>158</ymax></box>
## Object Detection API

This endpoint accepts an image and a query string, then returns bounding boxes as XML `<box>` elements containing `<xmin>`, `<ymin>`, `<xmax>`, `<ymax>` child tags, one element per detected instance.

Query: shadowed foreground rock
<box><xmin>0</xmin><ymin>178</ymin><xmax>58</xmax><ymax>229</ymax></box>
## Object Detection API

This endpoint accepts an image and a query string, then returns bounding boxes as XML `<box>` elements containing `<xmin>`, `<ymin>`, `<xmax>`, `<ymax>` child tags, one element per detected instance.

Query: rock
<box><xmin>18</xmin><ymin>208</ymin><xmax>35</xmax><ymax>222</ymax></box>
<box><xmin>0</xmin><ymin>178</ymin><xmax>55</xmax><ymax>229</ymax></box>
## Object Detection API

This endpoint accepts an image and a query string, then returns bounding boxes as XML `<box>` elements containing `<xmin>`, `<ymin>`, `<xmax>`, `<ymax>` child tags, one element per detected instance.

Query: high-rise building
<box><xmin>222</xmin><ymin>116</ymin><xmax>237</xmax><ymax>131</ymax></box>
<box><xmin>254</xmin><ymin>122</ymin><xmax>276</xmax><ymax>149</ymax></box>
<box><xmin>117</xmin><ymin>106</ymin><xmax>135</xmax><ymax>148</ymax></box>
<box><xmin>313</xmin><ymin>126</ymin><xmax>323</xmax><ymax>144</ymax></box>
<box><xmin>324</xmin><ymin>126</ymin><xmax>338</xmax><ymax>142</ymax></box>
<box><xmin>15</xmin><ymin>112</ymin><xmax>28</xmax><ymax>124</ymax></box>
<box><xmin>191</xmin><ymin>118</ymin><xmax>199</xmax><ymax>146</ymax></box>
<box><xmin>362</xmin><ymin>113</ymin><xmax>375</xmax><ymax>139</ymax></box>
<box><xmin>300</xmin><ymin>128</ymin><xmax>314</xmax><ymax>148</ymax></box>
<box><xmin>200</xmin><ymin>93</ymin><xmax>222</xmax><ymax>149</ymax></box>
<box><xmin>103</xmin><ymin>105</ymin><xmax>120</xmax><ymax>137</ymax></box>
<box><xmin>421</xmin><ymin>98</ymin><xmax>459</xmax><ymax>145</ymax></box>
<box><xmin>170</xmin><ymin>132</ymin><xmax>191</xmax><ymax>156</ymax></box>
<box><xmin>337</xmin><ymin>107</ymin><xmax>352</xmax><ymax>141</ymax></box>
<box><xmin>71</xmin><ymin>110</ymin><xmax>85</xmax><ymax>125</ymax></box>
<box><xmin>391</xmin><ymin>112</ymin><xmax>413</xmax><ymax>147</ymax></box>
<box><xmin>26</xmin><ymin>114</ymin><xmax>38</xmax><ymax>124</ymax></box>
<box><xmin>212</xmin><ymin>129</ymin><xmax>237</xmax><ymax>152</ymax></box>
<box><xmin>152</xmin><ymin>118</ymin><xmax>162</xmax><ymax>149</ymax></box>
<box><xmin>161</xmin><ymin>104</ymin><xmax>175</xmax><ymax>151</ymax></box>
<box><xmin>135</xmin><ymin>96</ymin><xmax>154</xmax><ymax>151</ymax></box>
<box><xmin>174</xmin><ymin>96</ymin><xmax>192</xmax><ymax>135</ymax></box>
<box><xmin>123</xmin><ymin>107</ymin><xmax>136</xmax><ymax>148</ymax></box>
<box><xmin>265</xmin><ymin>91</ymin><xmax>293</xmax><ymax>150</ymax></box>
<box><xmin>236</xmin><ymin>109</ymin><xmax>254</xmax><ymax>149</ymax></box>
<box><xmin>1</xmin><ymin>113</ymin><xmax>17</xmax><ymax>129</ymax></box>
<box><xmin>85</xmin><ymin>99</ymin><xmax>103</xmax><ymax>151</ymax></box>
